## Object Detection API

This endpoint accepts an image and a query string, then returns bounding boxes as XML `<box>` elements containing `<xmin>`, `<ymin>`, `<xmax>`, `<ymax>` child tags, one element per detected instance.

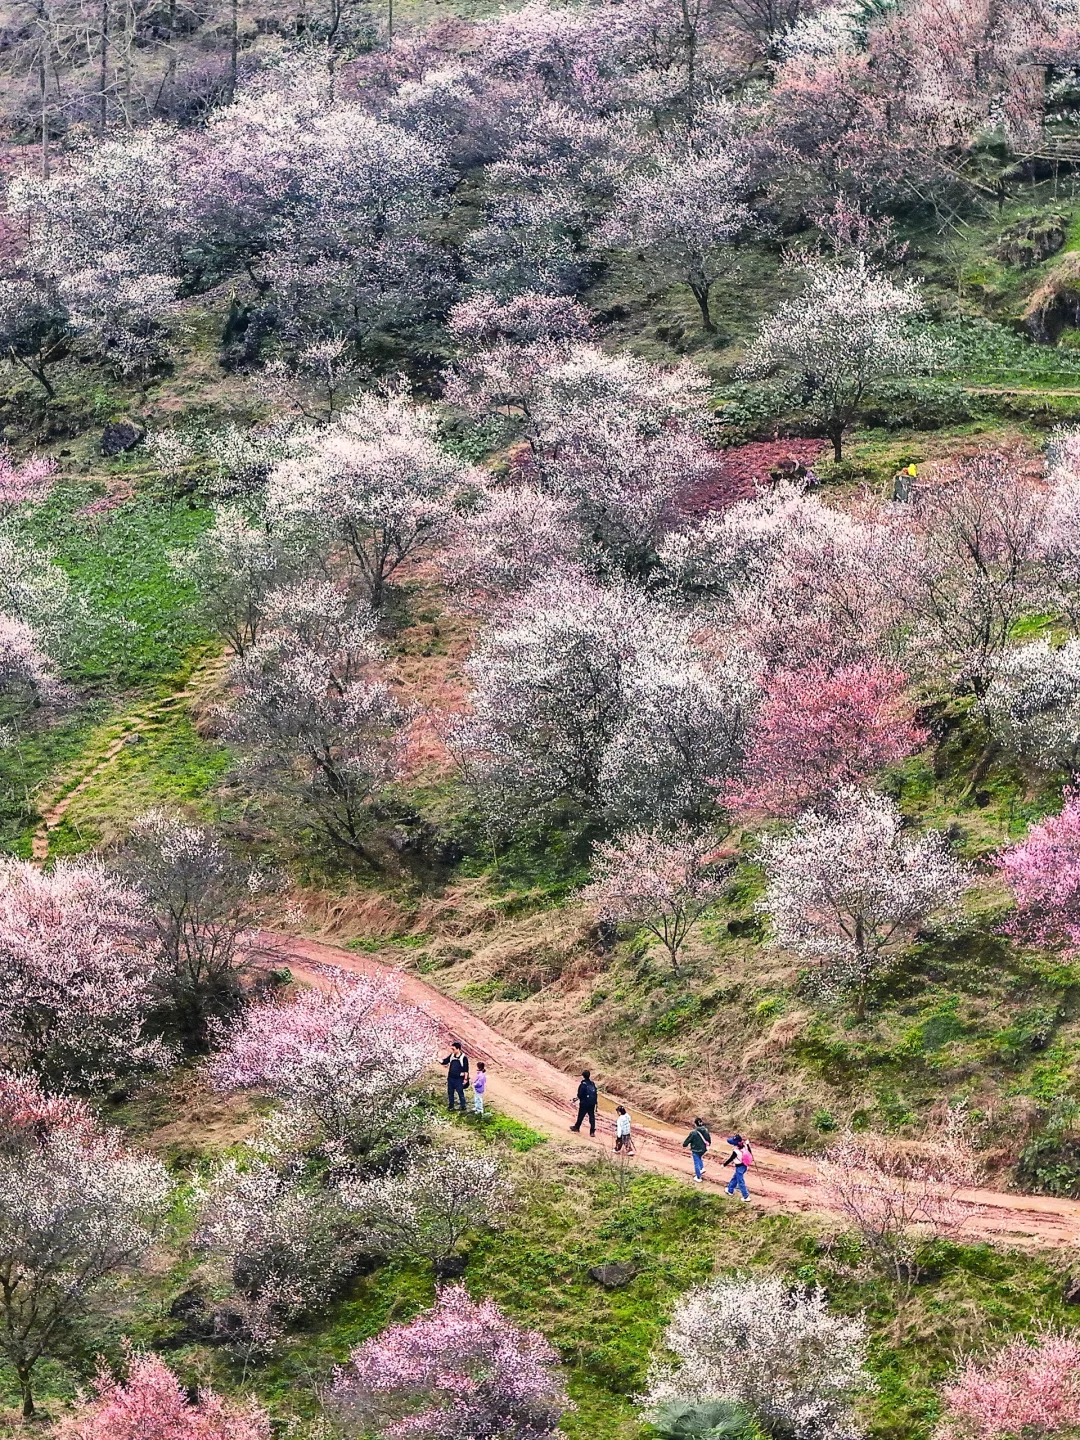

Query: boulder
<box><xmin>1064</xmin><ymin>1275</ymin><xmax>1080</xmax><ymax>1305</ymax></box>
<box><xmin>589</xmin><ymin>1261</ymin><xmax>637</xmax><ymax>1288</ymax></box>
<box><xmin>100</xmin><ymin>418</ymin><xmax>144</xmax><ymax>456</ymax></box>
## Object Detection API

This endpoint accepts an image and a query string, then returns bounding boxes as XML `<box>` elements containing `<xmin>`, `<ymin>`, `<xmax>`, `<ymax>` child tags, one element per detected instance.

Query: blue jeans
<box><xmin>727</xmin><ymin>1164</ymin><xmax>748</xmax><ymax>1199</ymax></box>
<box><xmin>692</xmin><ymin>1150</ymin><xmax>705</xmax><ymax>1179</ymax></box>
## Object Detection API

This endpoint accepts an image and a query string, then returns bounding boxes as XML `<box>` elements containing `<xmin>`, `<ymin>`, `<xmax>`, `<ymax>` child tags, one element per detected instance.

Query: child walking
<box><xmin>723</xmin><ymin>1134</ymin><xmax>753</xmax><ymax>1199</ymax></box>
<box><xmin>614</xmin><ymin>1105</ymin><xmax>634</xmax><ymax>1154</ymax></box>
<box><xmin>472</xmin><ymin>1061</ymin><xmax>487</xmax><ymax>1115</ymax></box>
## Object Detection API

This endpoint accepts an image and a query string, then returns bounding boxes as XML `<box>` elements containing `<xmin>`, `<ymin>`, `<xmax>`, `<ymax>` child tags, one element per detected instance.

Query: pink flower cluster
<box><xmin>936</xmin><ymin>1333</ymin><xmax>1080</xmax><ymax>1440</ymax></box>
<box><xmin>58</xmin><ymin>1351</ymin><xmax>271</xmax><ymax>1440</ymax></box>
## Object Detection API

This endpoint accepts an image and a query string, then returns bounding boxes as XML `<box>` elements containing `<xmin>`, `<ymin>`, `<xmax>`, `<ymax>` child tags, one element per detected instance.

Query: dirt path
<box><xmin>253</xmin><ymin>931</ymin><xmax>1080</xmax><ymax>1252</ymax></box>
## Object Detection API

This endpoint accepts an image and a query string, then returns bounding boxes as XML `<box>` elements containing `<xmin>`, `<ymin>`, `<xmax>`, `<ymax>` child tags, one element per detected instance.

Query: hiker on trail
<box><xmin>723</xmin><ymin>1134</ymin><xmax>754</xmax><ymax>1199</ymax></box>
<box><xmin>440</xmin><ymin>1041</ymin><xmax>469</xmax><ymax>1112</ymax></box>
<box><xmin>570</xmin><ymin>1069</ymin><xmax>598</xmax><ymax>1136</ymax></box>
<box><xmin>682</xmin><ymin>1117</ymin><xmax>712</xmax><ymax>1181</ymax></box>
<box><xmin>614</xmin><ymin>1105</ymin><xmax>634</xmax><ymax>1154</ymax></box>
<box><xmin>473</xmin><ymin>1061</ymin><xmax>487</xmax><ymax>1116</ymax></box>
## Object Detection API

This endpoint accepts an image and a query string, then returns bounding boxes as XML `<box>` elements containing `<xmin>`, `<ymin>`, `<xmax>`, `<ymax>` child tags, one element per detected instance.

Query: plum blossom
<box><xmin>982</xmin><ymin>640</ymin><xmax>1080</xmax><ymax>768</ymax></box>
<box><xmin>211</xmin><ymin>971</ymin><xmax>436</xmax><ymax>1152</ymax></box>
<box><xmin>330</xmin><ymin>1285</ymin><xmax>568</xmax><ymax>1440</ymax></box>
<box><xmin>57</xmin><ymin>1351</ymin><xmax>271</xmax><ymax>1440</ymax></box>
<box><xmin>996</xmin><ymin>791</ymin><xmax>1080</xmax><ymax>952</ymax></box>
<box><xmin>935</xmin><ymin>1332</ymin><xmax>1080</xmax><ymax>1440</ymax></box>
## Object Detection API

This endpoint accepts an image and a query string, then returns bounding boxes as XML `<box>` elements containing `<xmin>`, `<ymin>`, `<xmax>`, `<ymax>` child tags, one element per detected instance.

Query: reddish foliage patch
<box><xmin>681</xmin><ymin>439</ymin><xmax>828</xmax><ymax>516</ymax></box>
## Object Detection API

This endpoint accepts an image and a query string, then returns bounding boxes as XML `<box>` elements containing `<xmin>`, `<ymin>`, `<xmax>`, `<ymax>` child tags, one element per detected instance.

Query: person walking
<box><xmin>570</xmin><ymin>1070</ymin><xmax>598</xmax><ymax>1136</ymax></box>
<box><xmin>614</xmin><ymin>1105</ymin><xmax>634</xmax><ymax>1155</ymax></box>
<box><xmin>682</xmin><ymin>1117</ymin><xmax>712</xmax><ymax>1181</ymax></box>
<box><xmin>723</xmin><ymin>1134</ymin><xmax>754</xmax><ymax>1200</ymax></box>
<box><xmin>440</xmin><ymin>1041</ymin><xmax>470</xmax><ymax>1112</ymax></box>
<box><xmin>472</xmin><ymin>1061</ymin><xmax>487</xmax><ymax>1116</ymax></box>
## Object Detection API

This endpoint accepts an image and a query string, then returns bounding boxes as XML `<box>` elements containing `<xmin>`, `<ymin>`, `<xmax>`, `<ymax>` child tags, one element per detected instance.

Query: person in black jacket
<box><xmin>570</xmin><ymin>1069</ymin><xmax>598</xmax><ymax>1136</ymax></box>
<box><xmin>440</xmin><ymin>1041</ymin><xmax>469</xmax><ymax>1112</ymax></box>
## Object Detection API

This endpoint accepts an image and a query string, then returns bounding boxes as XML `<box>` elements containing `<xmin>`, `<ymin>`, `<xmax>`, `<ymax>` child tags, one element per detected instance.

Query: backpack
<box><xmin>740</xmin><ymin>1146</ymin><xmax>753</xmax><ymax>1167</ymax></box>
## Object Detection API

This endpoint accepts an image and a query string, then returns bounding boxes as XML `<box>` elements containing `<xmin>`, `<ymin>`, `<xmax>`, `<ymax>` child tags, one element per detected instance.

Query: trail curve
<box><xmin>250</xmin><ymin>930</ymin><xmax>1080</xmax><ymax>1252</ymax></box>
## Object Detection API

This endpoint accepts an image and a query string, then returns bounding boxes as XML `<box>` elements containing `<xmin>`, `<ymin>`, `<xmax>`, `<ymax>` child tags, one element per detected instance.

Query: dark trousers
<box><xmin>448</xmin><ymin>1080</ymin><xmax>466</xmax><ymax>1112</ymax></box>
<box><xmin>572</xmin><ymin>1102</ymin><xmax>596</xmax><ymax>1134</ymax></box>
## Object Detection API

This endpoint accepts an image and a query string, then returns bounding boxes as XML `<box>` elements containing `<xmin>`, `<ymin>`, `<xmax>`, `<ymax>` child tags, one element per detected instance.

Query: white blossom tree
<box><xmin>644</xmin><ymin>1275</ymin><xmax>874</xmax><ymax>1440</ymax></box>
<box><xmin>982</xmin><ymin>639</ymin><xmax>1080</xmax><ymax>769</ymax></box>
<box><xmin>603</xmin><ymin>146</ymin><xmax>756</xmax><ymax>332</ymax></box>
<box><xmin>740</xmin><ymin>256</ymin><xmax>927</xmax><ymax>460</ymax></box>
<box><xmin>267</xmin><ymin>390</ymin><xmax>476</xmax><ymax>608</ymax></box>
<box><xmin>196</xmin><ymin>1154</ymin><xmax>361</xmax><ymax>1349</ymax></box>
<box><xmin>223</xmin><ymin>582</ymin><xmax>406</xmax><ymax>855</ymax></box>
<box><xmin>757</xmin><ymin>788</ymin><xmax>969</xmax><ymax>1009</ymax></box>
<box><xmin>342</xmin><ymin>1143</ymin><xmax>510</xmax><ymax>1265</ymax></box>
<box><xmin>582</xmin><ymin>829</ymin><xmax>729</xmax><ymax>973</ymax></box>
<box><xmin>441</xmin><ymin>483</ymin><xmax>583</xmax><ymax>600</ymax></box>
<box><xmin>0</xmin><ymin>1071</ymin><xmax>170</xmax><ymax>1417</ymax></box>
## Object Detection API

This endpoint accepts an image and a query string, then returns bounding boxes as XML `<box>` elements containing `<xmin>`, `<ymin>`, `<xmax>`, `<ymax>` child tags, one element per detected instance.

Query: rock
<box><xmin>434</xmin><ymin>1254</ymin><xmax>468</xmax><ymax>1278</ymax></box>
<box><xmin>589</xmin><ymin>1262</ymin><xmax>637</xmax><ymax>1288</ymax></box>
<box><xmin>1064</xmin><ymin>1275</ymin><xmax>1080</xmax><ymax>1305</ymax></box>
<box><xmin>100</xmin><ymin>418</ymin><xmax>144</xmax><ymax>456</ymax></box>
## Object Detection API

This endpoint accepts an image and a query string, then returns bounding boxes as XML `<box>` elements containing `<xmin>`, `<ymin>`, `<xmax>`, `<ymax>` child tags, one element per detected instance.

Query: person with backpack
<box><xmin>570</xmin><ymin>1070</ymin><xmax>598</xmax><ymax>1136</ymax></box>
<box><xmin>440</xmin><ymin>1041</ymin><xmax>470</xmax><ymax>1112</ymax></box>
<box><xmin>682</xmin><ymin>1118</ymin><xmax>712</xmax><ymax>1181</ymax></box>
<box><xmin>723</xmin><ymin>1134</ymin><xmax>753</xmax><ymax>1199</ymax></box>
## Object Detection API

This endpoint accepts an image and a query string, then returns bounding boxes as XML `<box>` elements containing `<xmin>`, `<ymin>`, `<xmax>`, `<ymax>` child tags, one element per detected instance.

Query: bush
<box><xmin>857</xmin><ymin>379</ymin><xmax>973</xmax><ymax>431</ymax></box>
<box><xmin>1015</xmin><ymin>1130</ymin><xmax>1080</xmax><ymax>1197</ymax></box>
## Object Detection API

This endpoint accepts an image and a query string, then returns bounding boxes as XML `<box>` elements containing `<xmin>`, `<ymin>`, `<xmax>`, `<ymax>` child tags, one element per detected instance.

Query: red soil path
<box><xmin>252</xmin><ymin>931</ymin><xmax>1080</xmax><ymax>1252</ymax></box>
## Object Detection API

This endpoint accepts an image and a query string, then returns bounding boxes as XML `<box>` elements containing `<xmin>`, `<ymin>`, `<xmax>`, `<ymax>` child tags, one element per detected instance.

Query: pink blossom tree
<box><xmin>0</xmin><ymin>858</ymin><xmax>160</xmax><ymax>1088</ymax></box>
<box><xmin>0</xmin><ymin>614</ymin><xmax>60</xmax><ymax>739</ymax></box>
<box><xmin>934</xmin><ymin>1333</ymin><xmax>1080</xmax><ymax>1440</ymax></box>
<box><xmin>582</xmin><ymin>829</ymin><xmax>729</xmax><ymax>973</ymax></box>
<box><xmin>0</xmin><ymin>448</ymin><xmax>56</xmax><ymax>514</ymax></box>
<box><xmin>728</xmin><ymin>662</ymin><xmax>924</xmax><ymax>818</ymax></box>
<box><xmin>330</xmin><ymin>1285</ymin><xmax>568</xmax><ymax>1440</ymax></box>
<box><xmin>758</xmin><ymin>788</ymin><xmax>969</xmax><ymax>1009</ymax></box>
<box><xmin>996</xmin><ymin>793</ymin><xmax>1080</xmax><ymax>951</ymax></box>
<box><xmin>210</xmin><ymin>971</ymin><xmax>436</xmax><ymax>1153</ymax></box>
<box><xmin>58</xmin><ymin>1352</ymin><xmax>271</xmax><ymax>1440</ymax></box>
<box><xmin>0</xmin><ymin>1071</ymin><xmax>170</xmax><ymax>1416</ymax></box>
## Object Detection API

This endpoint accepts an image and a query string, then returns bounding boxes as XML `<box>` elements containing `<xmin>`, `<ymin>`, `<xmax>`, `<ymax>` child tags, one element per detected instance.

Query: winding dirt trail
<box><xmin>252</xmin><ymin>930</ymin><xmax>1080</xmax><ymax>1252</ymax></box>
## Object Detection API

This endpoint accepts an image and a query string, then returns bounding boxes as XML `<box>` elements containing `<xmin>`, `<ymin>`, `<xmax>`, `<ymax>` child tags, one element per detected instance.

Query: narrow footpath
<box><xmin>252</xmin><ymin>930</ymin><xmax>1080</xmax><ymax>1251</ymax></box>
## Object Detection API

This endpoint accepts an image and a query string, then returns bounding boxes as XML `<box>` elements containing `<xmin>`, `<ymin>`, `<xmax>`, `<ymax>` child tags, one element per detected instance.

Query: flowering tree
<box><xmin>267</xmin><ymin>390</ymin><xmax>475</xmax><ymax>608</ymax></box>
<box><xmin>57</xmin><ymin>1351</ymin><xmax>271</xmax><ymax>1440</ymax></box>
<box><xmin>330</xmin><ymin>1285</ymin><xmax>567</xmax><ymax>1440</ymax></box>
<box><xmin>171</xmin><ymin>505</ymin><xmax>311</xmax><ymax>657</ymax></box>
<box><xmin>119</xmin><ymin>810</ymin><xmax>268</xmax><ymax>1048</ymax></box>
<box><xmin>211</xmin><ymin>971</ymin><xmax>435</xmax><ymax>1154</ymax></box>
<box><xmin>0</xmin><ymin>614</ymin><xmax>59</xmax><ymax>742</ymax></box>
<box><xmin>818</xmin><ymin>1120</ymin><xmax>980</xmax><ymax>1293</ymax></box>
<box><xmin>757</xmin><ymin>788</ymin><xmax>969</xmax><ymax>1008</ymax></box>
<box><xmin>908</xmin><ymin>453</ymin><xmax>1047</xmax><ymax>696</ymax></box>
<box><xmin>740</xmin><ymin>256</ymin><xmax>926</xmax><ymax>460</ymax></box>
<box><xmin>0</xmin><ymin>1071</ymin><xmax>170</xmax><ymax>1417</ymax></box>
<box><xmin>0</xmin><ymin>858</ymin><xmax>160</xmax><ymax>1087</ymax></box>
<box><xmin>996</xmin><ymin>793</ymin><xmax>1080</xmax><ymax>951</ymax></box>
<box><xmin>982</xmin><ymin>640</ymin><xmax>1080</xmax><ymax>769</ymax></box>
<box><xmin>197</xmin><ymin>1155</ymin><xmax>361</xmax><ymax>1348</ymax></box>
<box><xmin>644</xmin><ymin>1275</ymin><xmax>873</xmax><ymax>1440</ymax></box>
<box><xmin>454</xmin><ymin>573</ymin><xmax>748</xmax><ymax>829</ymax></box>
<box><xmin>342</xmin><ymin>1144</ymin><xmax>510</xmax><ymax>1265</ymax></box>
<box><xmin>441</xmin><ymin>483</ymin><xmax>582</xmax><ymax>600</ymax></box>
<box><xmin>934</xmin><ymin>1333</ymin><xmax>1080</xmax><ymax>1440</ymax></box>
<box><xmin>582</xmin><ymin>830</ymin><xmax>729</xmax><ymax>973</ymax></box>
<box><xmin>224</xmin><ymin>582</ymin><xmax>406</xmax><ymax>855</ymax></box>
<box><xmin>728</xmin><ymin>663</ymin><xmax>924</xmax><ymax>817</ymax></box>
<box><xmin>603</xmin><ymin>146</ymin><xmax>755</xmax><ymax>332</ymax></box>
<box><xmin>0</xmin><ymin>447</ymin><xmax>56</xmax><ymax>515</ymax></box>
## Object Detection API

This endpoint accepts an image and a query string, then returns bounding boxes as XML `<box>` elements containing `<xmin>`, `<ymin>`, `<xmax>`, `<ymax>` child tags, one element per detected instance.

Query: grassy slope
<box><xmin>2</xmin><ymin>1080</ymin><xmax>1078</xmax><ymax>1440</ymax></box>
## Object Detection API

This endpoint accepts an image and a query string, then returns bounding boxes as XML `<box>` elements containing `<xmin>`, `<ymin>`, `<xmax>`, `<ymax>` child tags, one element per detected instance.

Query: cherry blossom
<box><xmin>935</xmin><ymin>1332</ymin><xmax>1080</xmax><ymax>1440</ymax></box>
<box><xmin>644</xmin><ymin>1275</ymin><xmax>873</xmax><ymax>1440</ymax></box>
<box><xmin>58</xmin><ymin>1351</ymin><xmax>271</xmax><ymax>1440</ymax></box>
<box><xmin>210</xmin><ymin>970</ymin><xmax>436</xmax><ymax>1153</ymax></box>
<box><xmin>996</xmin><ymin>792</ymin><xmax>1080</xmax><ymax>952</ymax></box>
<box><xmin>331</xmin><ymin>1285</ymin><xmax>568</xmax><ymax>1440</ymax></box>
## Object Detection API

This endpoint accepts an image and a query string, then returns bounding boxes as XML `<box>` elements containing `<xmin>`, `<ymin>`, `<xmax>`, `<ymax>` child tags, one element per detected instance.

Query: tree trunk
<box><xmin>688</xmin><ymin>282</ymin><xmax>715</xmax><ymax>333</ymax></box>
<box><xmin>830</xmin><ymin>424</ymin><xmax>844</xmax><ymax>461</ymax></box>
<box><xmin>98</xmin><ymin>0</ymin><xmax>109</xmax><ymax>128</ymax></box>
<box><xmin>19</xmin><ymin>1368</ymin><xmax>34</xmax><ymax>1419</ymax></box>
